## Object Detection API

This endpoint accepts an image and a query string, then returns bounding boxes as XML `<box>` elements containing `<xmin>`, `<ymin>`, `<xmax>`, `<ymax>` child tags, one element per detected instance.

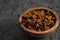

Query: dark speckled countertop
<box><xmin>0</xmin><ymin>0</ymin><xmax>60</xmax><ymax>40</ymax></box>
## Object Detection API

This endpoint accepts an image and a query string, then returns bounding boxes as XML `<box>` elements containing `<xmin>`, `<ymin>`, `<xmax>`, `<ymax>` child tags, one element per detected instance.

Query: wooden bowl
<box><xmin>19</xmin><ymin>7</ymin><xmax>59</xmax><ymax>37</ymax></box>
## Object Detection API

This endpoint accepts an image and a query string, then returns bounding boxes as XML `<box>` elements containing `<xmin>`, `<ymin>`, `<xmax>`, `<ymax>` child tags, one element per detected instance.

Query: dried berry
<box><xmin>21</xmin><ymin>9</ymin><xmax>56</xmax><ymax>31</ymax></box>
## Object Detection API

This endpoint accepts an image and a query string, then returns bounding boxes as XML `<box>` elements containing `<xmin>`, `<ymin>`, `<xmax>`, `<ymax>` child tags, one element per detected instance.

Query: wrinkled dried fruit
<box><xmin>21</xmin><ymin>9</ymin><xmax>56</xmax><ymax>31</ymax></box>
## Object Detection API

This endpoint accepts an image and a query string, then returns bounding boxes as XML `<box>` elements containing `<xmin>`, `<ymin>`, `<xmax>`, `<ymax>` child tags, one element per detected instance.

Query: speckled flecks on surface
<box><xmin>0</xmin><ymin>0</ymin><xmax>60</xmax><ymax>40</ymax></box>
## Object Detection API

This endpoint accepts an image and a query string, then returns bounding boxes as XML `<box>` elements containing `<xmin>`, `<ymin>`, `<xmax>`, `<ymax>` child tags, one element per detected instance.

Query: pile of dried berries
<box><xmin>21</xmin><ymin>9</ymin><xmax>56</xmax><ymax>31</ymax></box>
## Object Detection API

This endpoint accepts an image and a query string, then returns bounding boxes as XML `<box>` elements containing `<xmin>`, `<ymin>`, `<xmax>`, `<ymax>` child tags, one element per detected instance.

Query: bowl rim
<box><xmin>19</xmin><ymin>7</ymin><xmax>59</xmax><ymax>35</ymax></box>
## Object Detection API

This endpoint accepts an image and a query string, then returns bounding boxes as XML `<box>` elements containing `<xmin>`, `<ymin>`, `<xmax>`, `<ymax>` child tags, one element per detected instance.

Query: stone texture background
<box><xmin>0</xmin><ymin>0</ymin><xmax>60</xmax><ymax>40</ymax></box>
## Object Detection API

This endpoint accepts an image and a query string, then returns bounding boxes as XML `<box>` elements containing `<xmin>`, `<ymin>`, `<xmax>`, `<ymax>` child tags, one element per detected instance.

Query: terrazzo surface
<box><xmin>0</xmin><ymin>0</ymin><xmax>60</xmax><ymax>40</ymax></box>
